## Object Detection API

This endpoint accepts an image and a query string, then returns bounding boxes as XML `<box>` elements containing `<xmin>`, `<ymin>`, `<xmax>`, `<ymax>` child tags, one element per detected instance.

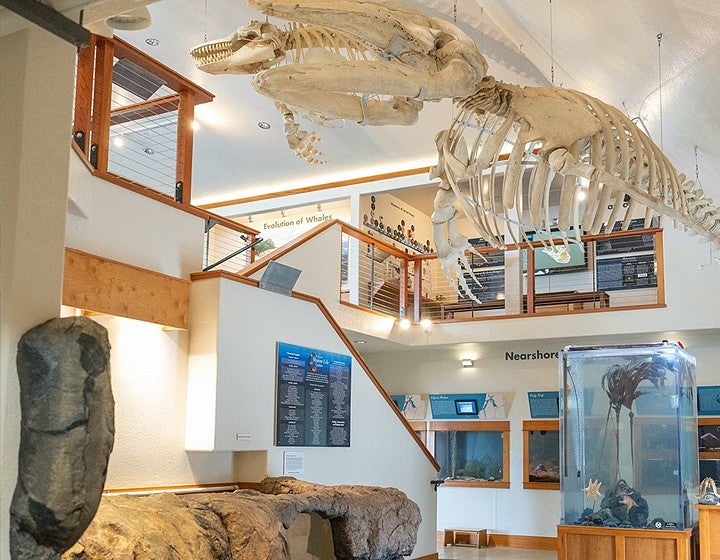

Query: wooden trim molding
<box><xmin>522</xmin><ymin>419</ymin><xmax>560</xmax><ymax>490</ymax></box>
<box><xmin>411</xmin><ymin>554</ymin><xmax>438</xmax><ymax>560</ymax></box>
<box><xmin>428</xmin><ymin>420</ymin><xmax>510</xmax><ymax>488</ymax></box>
<box><xmin>199</xmin><ymin>166</ymin><xmax>432</xmax><ymax>209</ymax></box>
<box><xmin>438</xmin><ymin>531</ymin><xmax>557</xmax><ymax>550</ymax></box>
<box><xmin>488</xmin><ymin>533</ymin><xmax>558</xmax><ymax>550</ymax></box>
<box><xmin>63</xmin><ymin>248</ymin><xmax>190</xmax><ymax>329</ymax></box>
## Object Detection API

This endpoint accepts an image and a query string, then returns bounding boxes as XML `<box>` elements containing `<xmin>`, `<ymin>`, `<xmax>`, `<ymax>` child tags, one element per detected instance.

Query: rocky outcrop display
<box><xmin>11</xmin><ymin>317</ymin><xmax>114</xmax><ymax>560</ymax></box>
<box><xmin>63</xmin><ymin>477</ymin><xmax>421</xmax><ymax>560</ymax></box>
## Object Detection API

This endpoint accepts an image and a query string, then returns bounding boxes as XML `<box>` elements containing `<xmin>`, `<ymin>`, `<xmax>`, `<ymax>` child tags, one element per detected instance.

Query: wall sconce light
<box><xmin>461</xmin><ymin>358</ymin><xmax>474</xmax><ymax>368</ymax></box>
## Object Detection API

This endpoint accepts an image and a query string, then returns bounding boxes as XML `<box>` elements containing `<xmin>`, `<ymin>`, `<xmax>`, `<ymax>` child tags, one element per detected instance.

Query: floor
<box><xmin>439</xmin><ymin>546</ymin><xmax>558</xmax><ymax>560</ymax></box>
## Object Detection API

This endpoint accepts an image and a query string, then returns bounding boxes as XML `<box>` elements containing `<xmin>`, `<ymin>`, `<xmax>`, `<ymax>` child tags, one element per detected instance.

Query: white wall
<box><xmin>249</xmin><ymin>226</ymin><xmax>343</xmax><ymax>306</ymax></box>
<box><xmin>187</xmin><ymin>276</ymin><xmax>439</xmax><ymax>558</ymax></box>
<box><xmin>364</xmin><ymin>330</ymin><xmax>720</xmax><ymax>537</ymax></box>
<box><xmin>0</xmin><ymin>27</ymin><xmax>76</xmax><ymax>560</ymax></box>
<box><xmin>66</xmin><ymin>155</ymin><xmax>206</xmax><ymax>278</ymax></box>
<box><xmin>79</xmin><ymin>314</ymin><xmax>235</xmax><ymax>488</ymax></box>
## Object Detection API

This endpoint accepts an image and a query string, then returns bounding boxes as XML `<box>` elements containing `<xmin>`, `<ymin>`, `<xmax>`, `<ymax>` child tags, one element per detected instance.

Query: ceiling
<box><xmin>99</xmin><ymin>0</ymin><xmax>720</xmax><ymax>215</ymax></box>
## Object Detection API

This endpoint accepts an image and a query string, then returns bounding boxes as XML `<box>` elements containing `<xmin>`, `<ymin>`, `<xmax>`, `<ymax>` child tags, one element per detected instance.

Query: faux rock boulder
<box><xmin>11</xmin><ymin>317</ymin><xmax>114</xmax><ymax>560</ymax></box>
<box><xmin>63</xmin><ymin>477</ymin><xmax>421</xmax><ymax>560</ymax></box>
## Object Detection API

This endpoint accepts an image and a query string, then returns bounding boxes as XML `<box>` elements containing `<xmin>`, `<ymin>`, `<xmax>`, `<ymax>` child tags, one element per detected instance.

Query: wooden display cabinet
<box><xmin>694</xmin><ymin>504</ymin><xmax>720</xmax><ymax>560</ymax></box>
<box><xmin>523</xmin><ymin>419</ymin><xmax>560</xmax><ymax>490</ymax></box>
<box><xmin>557</xmin><ymin>524</ymin><xmax>698</xmax><ymax>560</ymax></box>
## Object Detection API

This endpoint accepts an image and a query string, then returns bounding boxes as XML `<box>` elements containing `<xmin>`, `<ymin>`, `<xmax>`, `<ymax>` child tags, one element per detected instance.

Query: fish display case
<box><xmin>557</xmin><ymin>342</ymin><xmax>699</xmax><ymax>560</ymax></box>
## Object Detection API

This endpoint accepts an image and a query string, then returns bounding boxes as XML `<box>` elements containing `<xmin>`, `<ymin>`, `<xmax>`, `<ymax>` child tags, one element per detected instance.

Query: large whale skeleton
<box><xmin>191</xmin><ymin>0</ymin><xmax>720</xmax><ymax>299</ymax></box>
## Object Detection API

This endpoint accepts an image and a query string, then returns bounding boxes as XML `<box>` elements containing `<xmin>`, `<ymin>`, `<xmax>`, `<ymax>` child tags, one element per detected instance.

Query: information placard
<box><xmin>276</xmin><ymin>342</ymin><xmax>351</xmax><ymax>447</ymax></box>
<box><xmin>528</xmin><ymin>391</ymin><xmax>560</xmax><ymax>418</ymax></box>
<box><xmin>596</xmin><ymin>254</ymin><xmax>657</xmax><ymax>291</ymax></box>
<box><xmin>697</xmin><ymin>385</ymin><xmax>720</xmax><ymax>416</ymax></box>
<box><xmin>429</xmin><ymin>393</ymin><xmax>506</xmax><ymax>419</ymax></box>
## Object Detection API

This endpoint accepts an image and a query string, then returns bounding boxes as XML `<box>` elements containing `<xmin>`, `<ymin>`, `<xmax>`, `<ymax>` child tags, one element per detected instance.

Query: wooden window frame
<box><xmin>522</xmin><ymin>419</ymin><xmax>560</xmax><ymax>490</ymax></box>
<box><xmin>428</xmin><ymin>420</ymin><xmax>510</xmax><ymax>489</ymax></box>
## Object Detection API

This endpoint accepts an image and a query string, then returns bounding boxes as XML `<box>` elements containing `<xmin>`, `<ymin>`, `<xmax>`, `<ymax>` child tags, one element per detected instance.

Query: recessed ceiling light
<box><xmin>258</xmin><ymin>121</ymin><xmax>271</xmax><ymax>129</ymax></box>
<box><xmin>145</xmin><ymin>38</ymin><xmax>160</xmax><ymax>47</ymax></box>
<box><xmin>354</xmin><ymin>340</ymin><xmax>366</xmax><ymax>344</ymax></box>
<box><xmin>143</xmin><ymin>147</ymin><xmax>154</xmax><ymax>155</ymax></box>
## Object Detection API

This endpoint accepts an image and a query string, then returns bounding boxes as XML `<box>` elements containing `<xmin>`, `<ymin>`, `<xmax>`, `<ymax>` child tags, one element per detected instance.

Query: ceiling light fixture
<box><xmin>145</xmin><ymin>37</ymin><xmax>160</xmax><ymax>47</ymax></box>
<box><xmin>143</xmin><ymin>147</ymin><xmax>154</xmax><ymax>155</ymax></box>
<box><xmin>461</xmin><ymin>358</ymin><xmax>474</xmax><ymax>368</ymax></box>
<box><xmin>191</xmin><ymin>120</ymin><xmax>200</xmax><ymax>131</ymax></box>
<box><xmin>398</xmin><ymin>318</ymin><xmax>411</xmax><ymax>331</ymax></box>
<box><xmin>258</xmin><ymin>121</ymin><xmax>271</xmax><ymax>129</ymax></box>
<box><xmin>106</xmin><ymin>7</ymin><xmax>152</xmax><ymax>31</ymax></box>
<box><xmin>354</xmin><ymin>340</ymin><xmax>367</xmax><ymax>344</ymax></box>
<box><xmin>420</xmin><ymin>318</ymin><xmax>432</xmax><ymax>333</ymax></box>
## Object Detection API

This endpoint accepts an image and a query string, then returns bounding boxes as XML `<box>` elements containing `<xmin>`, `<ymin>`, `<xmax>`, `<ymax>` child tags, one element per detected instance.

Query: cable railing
<box><xmin>71</xmin><ymin>33</ymin><xmax>260</xmax><ymax>272</ymax></box>
<box><xmin>203</xmin><ymin>219</ymin><xmax>262</xmax><ymax>272</ymax></box>
<box><xmin>73</xmin><ymin>34</ymin><xmax>213</xmax><ymax>204</ymax></box>
<box><xmin>340</xmin><ymin>223</ymin><xmax>665</xmax><ymax>323</ymax></box>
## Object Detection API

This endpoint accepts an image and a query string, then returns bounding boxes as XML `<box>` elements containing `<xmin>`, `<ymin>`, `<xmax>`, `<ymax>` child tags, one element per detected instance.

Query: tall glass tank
<box><xmin>559</xmin><ymin>342</ymin><xmax>698</xmax><ymax>530</ymax></box>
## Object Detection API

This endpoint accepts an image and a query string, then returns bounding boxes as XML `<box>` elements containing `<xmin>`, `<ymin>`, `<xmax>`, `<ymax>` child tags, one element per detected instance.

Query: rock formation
<box><xmin>11</xmin><ymin>317</ymin><xmax>114</xmax><ymax>560</ymax></box>
<box><xmin>63</xmin><ymin>477</ymin><xmax>421</xmax><ymax>560</ymax></box>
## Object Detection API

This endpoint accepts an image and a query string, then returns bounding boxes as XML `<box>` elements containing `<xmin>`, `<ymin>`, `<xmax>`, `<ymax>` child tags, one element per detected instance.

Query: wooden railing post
<box><xmin>413</xmin><ymin>258</ymin><xmax>422</xmax><ymax>323</ymax></box>
<box><xmin>89</xmin><ymin>36</ymin><xmax>113</xmax><ymax>171</ymax></box>
<box><xmin>176</xmin><ymin>89</ymin><xmax>195</xmax><ymax>204</ymax></box>
<box><xmin>73</xmin><ymin>35</ymin><xmax>96</xmax><ymax>156</ymax></box>
<box><xmin>399</xmin><ymin>258</ymin><xmax>408</xmax><ymax>319</ymax></box>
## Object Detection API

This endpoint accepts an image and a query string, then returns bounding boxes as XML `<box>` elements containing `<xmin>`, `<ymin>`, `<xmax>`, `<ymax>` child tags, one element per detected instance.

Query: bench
<box><xmin>440</xmin><ymin>290</ymin><xmax>610</xmax><ymax>319</ymax></box>
<box><xmin>443</xmin><ymin>528</ymin><xmax>487</xmax><ymax>548</ymax></box>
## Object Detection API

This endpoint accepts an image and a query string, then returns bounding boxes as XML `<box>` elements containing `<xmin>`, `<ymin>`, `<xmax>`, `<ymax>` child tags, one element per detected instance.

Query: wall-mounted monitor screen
<box><xmin>455</xmin><ymin>399</ymin><xmax>479</xmax><ymax>415</ymax></box>
<box><xmin>524</xmin><ymin>230</ymin><xmax>587</xmax><ymax>274</ymax></box>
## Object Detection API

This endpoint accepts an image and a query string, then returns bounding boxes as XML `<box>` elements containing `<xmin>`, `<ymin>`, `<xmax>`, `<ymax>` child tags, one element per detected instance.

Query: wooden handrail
<box><xmin>112</xmin><ymin>36</ymin><xmax>214</xmax><ymax>105</ymax></box>
<box><xmin>241</xmin><ymin>219</ymin><xmax>424</xmax><ymax>279</ymax></box>
<box><xmin>73</xmin><ymin>33</ymin><xmax>215</xmax><ymax>207</ymax></box>
<box><xmin>109</xmin><ymin>93</ymin><xmax>180</xmax><ymax>125</ymax></box>
<box><xmin>191</xmin><ymin>269</ymin><xmax>441</xmax><ymax>472</ymax></box>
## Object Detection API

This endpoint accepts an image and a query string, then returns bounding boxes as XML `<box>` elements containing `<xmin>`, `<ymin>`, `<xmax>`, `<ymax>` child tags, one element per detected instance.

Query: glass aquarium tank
<box><xmin>431</xmin><ymin>422</ymin><xmax>509</xmax><ymax>485</ymax></box>
<box><xmin>559</xmin><ymin>342</ymin><xmax>698</xmax><ymax>530</ymax></box>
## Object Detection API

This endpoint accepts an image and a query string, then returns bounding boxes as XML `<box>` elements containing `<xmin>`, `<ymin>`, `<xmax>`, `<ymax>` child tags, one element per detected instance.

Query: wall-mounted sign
<box><xmin>429</xmin><ymin>393</ymin><xmax>506</xmax><ymax>419</ymax></box>
<box><xmin>390</xmin><ymin>394</ymin><xmax>427</xmax><ymax>420</ymax></box>
<box><xmin>596</xmin><ymin>254</ymin><xmax>657</xmax><ymax>291</ymax></box>
<box><xmin>528</xmin><ymin>391</ymin><xmax>560</xmax><ymax>418</ymax></box>
<box><xmin>276</xmin><ymin>342</ymin><xmax>351</xmax><ymax>447</ymax></box>
<box><xmin>698</xmin><ymin>385</ymin><xmax>720</xmax><ymax>416</ymax></box>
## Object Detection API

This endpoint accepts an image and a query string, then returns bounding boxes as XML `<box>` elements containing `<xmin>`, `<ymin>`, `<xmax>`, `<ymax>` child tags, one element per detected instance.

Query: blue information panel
<box><xmin>697</xmin><ymin>385</ymin><xmax>720</xmax><ymax>416</ymax></box>
<box><xmin>429</xmin><ymin>393</ymin><xmax>486</xmax><ymax>419</ymax></box>
<box><xmin>276</xmin><ymin>342</ymin><xmax>352</xmax><ymax>447</ymax></box>
<box><xmin>528</xmin><ymin>391</ymin><xmax>560</xmax><ymax>418</ymax></box>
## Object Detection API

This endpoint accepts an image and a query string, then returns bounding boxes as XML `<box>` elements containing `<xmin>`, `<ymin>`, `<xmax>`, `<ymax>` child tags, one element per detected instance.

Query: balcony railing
<box><xmin>340</xmin><ymin>223</ymin><xmax>664</xmax><ymax>323</ymax></box>
<box><xmin>72</xmin><ymin>33</ymin><xmax>259</xmax><ymax>270</ymax></box>
<box><xmin>73</xmin><ymin>34</ymin><xmax>213</xmax><ymax>204</ymax></box>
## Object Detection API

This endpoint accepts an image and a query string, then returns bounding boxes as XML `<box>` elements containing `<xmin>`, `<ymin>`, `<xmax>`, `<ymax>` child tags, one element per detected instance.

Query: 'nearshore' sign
<box><xmin>505</xmin><ymin>350</ymin><xmax>560</xmax><ymax>361</ymax></box>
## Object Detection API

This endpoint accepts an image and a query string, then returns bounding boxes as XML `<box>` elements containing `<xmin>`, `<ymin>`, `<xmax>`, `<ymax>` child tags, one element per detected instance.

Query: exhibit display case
<box><xmin>428</xmin><ymin>421</ymin><xmax>510</xmax><ymax>488</ymax></box>
<box><xmin>523</xmin><ymin>419</ymin><xmax>560</xmax><ymax>489</ymax></box>
<box><xmin>559</xmin><ymin>342</ymin><xmax>698</xmax><ymax>530</ymax></box>
<box><xmin>558</xmin><ymin>342</ymin><xmax>699</xmax><ymax>560</ymax></box>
